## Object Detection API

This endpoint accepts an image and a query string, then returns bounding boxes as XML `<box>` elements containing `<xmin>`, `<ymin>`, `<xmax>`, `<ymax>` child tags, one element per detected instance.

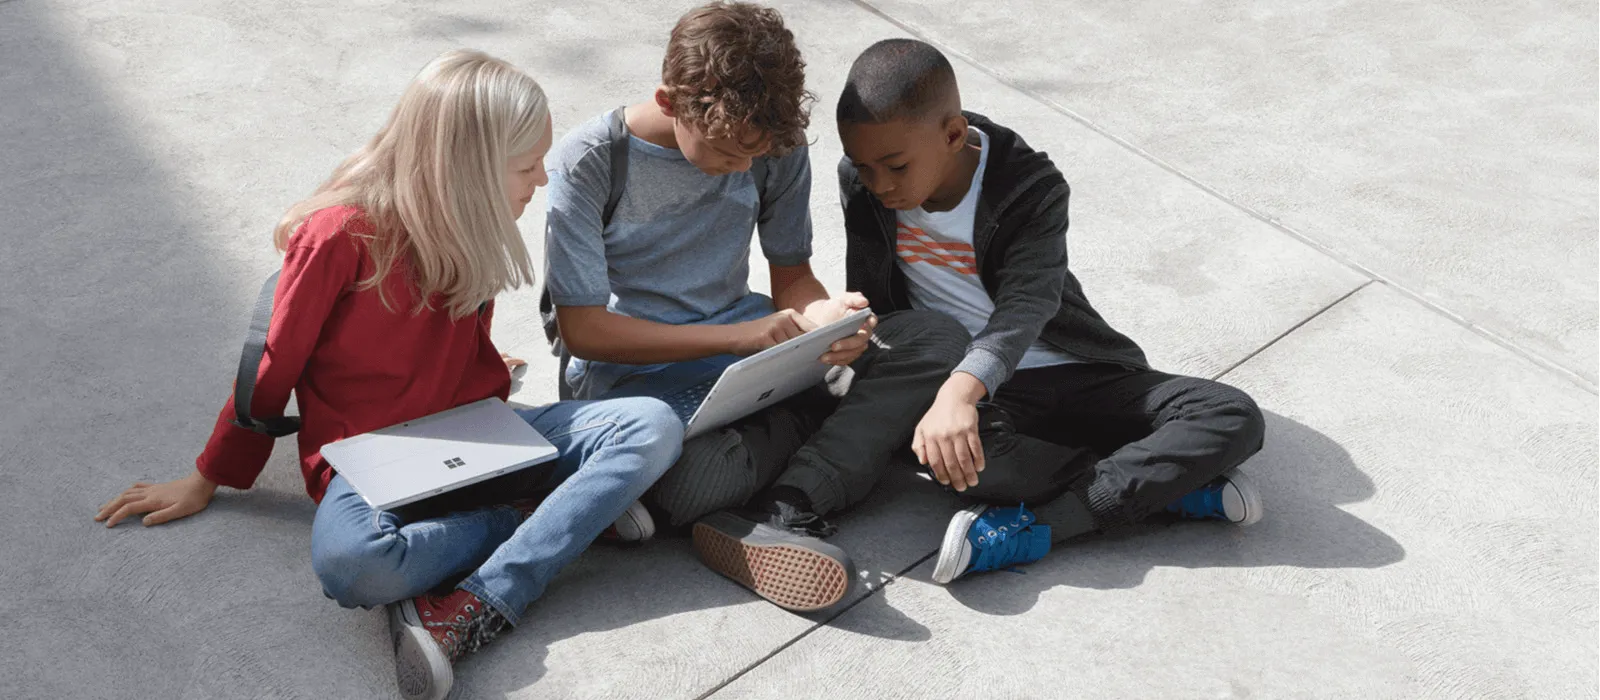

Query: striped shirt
<box><xmin>896</xmin><ymin>128</ymin><xmax>1077</xmax><ymax>370</ymax></box>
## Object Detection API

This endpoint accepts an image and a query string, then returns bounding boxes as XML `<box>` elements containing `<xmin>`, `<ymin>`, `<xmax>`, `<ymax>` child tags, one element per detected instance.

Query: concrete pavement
<box><xmin>2</xmin><ymin>0</ymin><xmax>1593</xmax><ymax>697</ymax></box>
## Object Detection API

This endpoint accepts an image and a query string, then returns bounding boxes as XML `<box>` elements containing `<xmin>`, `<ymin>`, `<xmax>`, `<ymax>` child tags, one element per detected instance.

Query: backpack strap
<box><xmin>535</xmin><ymin>110</ymin><xmax>774</xmax><ymax>401</ymax></box>
<box><xmin>539</xmin><ymin>106</ymin><xmax>630</xmax><ymax>351</ymax></box>
<box><xmin>750</xmin><ymin>156</ymin><xmax>773</xmax><ymax>223</ymax></box>
<box><xmin>230</xmin><ymin>270</ymin><xmax>302</xmax><ymax>437</ymax></box>
<box><xmin>601</xmin><ymin>107</ymin><xmax>632</xmax><ymax>227</ymax></box>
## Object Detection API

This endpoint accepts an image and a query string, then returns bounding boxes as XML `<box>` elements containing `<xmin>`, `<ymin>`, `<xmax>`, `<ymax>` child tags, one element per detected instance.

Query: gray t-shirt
<box><xmin>543</xmin><ymin>110</ymin><xmax>814</xmax><ymax>396</ymax></box>
<box><xmin>543</xmin><ymin>110</ymin><xmax>813</xmax><ymax>325</ymax></box>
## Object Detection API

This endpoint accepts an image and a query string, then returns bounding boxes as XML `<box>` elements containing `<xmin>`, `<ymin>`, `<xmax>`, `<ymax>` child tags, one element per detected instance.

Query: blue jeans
<box><xmin>308</xmin><ymin>397</ymin><xmax>682</xmax><ymax>626</ymax></box>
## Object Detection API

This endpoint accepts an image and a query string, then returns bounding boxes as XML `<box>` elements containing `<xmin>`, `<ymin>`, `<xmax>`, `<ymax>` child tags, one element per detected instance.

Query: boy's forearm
<box><xmin>558</xmin><ymin>306</ymin><xmax>735</xmax><ymax>364</ymax></box>
<box><xmin>771</xmin><ymin>264</ymin><xmax>831</xmax><ymax>314</ymax></box>
<box><xmin>939</xmin><ymin>371</ymin><xmax>989</xmax><ymax>404</ymax></box>
<box><xmin>783</xmin><ymin>278</ymin><xmax>831</xmax><ymax>316</ymax></box>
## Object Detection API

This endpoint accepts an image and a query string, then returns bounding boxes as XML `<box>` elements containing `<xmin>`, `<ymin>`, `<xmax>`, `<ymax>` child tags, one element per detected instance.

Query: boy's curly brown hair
<box><xmin>661</xmin><ymin>2</ymin><xmax>814</xmax><ymax>156</ymax></box>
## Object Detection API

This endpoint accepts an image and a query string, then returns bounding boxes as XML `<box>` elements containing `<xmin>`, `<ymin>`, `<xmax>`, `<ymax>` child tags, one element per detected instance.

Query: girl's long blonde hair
<box><xmin>275</xmin><ymin>50</ymin><xmax>549</xmax><ymax>318</ymax></box>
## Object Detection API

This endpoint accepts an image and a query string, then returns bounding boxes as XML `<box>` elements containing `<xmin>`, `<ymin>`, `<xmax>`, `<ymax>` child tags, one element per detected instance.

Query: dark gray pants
<box><xmin>647</xmin><ymin>310</ymin><xmax>968</xmax><ymax>527</ymax></box>
<box><xmin>963</xmin><ymin>362</ymin><xmax>1266</xmax><ymax>532</ymax></box>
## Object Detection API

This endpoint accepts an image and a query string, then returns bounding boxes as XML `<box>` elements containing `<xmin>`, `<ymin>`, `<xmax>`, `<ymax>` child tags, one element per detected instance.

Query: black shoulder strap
<box><xmin>539</xmin><ymin>107</ymin><xmax>630</xmax><ymax>350</ymax></box>
<box><xmin>750</xmin><ymin>156</ymin><xmax>777</xmax><ymax>230</ymax></box>
<box><xmin>537</xmin><ymin>116</ymin><xmax>779</xmax><ymax>401</ymax></box>
<box><xmin>231</xmin><ymin>271</ymin><xmax>302</xmax><ymax>437</ymax></box>
<box><xmin>601</xmin><ymin>106</ymin><xmax>631</xmax><ymax>227</ymax></box>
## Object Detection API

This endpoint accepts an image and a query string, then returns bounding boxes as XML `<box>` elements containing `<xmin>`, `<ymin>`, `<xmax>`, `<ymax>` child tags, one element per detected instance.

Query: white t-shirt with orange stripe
<box><xmin>896</xmin><ymin>128</ymin><xmax>1077</xmax><ymax>371</ymax></box>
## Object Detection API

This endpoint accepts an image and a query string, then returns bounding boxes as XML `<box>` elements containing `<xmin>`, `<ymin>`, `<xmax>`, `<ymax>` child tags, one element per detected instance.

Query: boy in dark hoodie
<box><xmin>836</xmin><ymin>39</ymin><xmax>1268</xmax><ymax>583</ymax></box>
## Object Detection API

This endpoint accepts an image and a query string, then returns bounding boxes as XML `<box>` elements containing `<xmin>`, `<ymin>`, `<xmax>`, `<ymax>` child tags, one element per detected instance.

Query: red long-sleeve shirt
<box><xmin>195</xmin><ymin>206</ymin><xmax>512</xmax><ymax>503</ymax></box>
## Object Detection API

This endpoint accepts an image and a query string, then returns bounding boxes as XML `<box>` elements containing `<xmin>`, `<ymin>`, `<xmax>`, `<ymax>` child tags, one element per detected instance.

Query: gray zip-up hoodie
<box><xmin>838</xmin><ymin>111</ymin><xmax>1149</xmax><ymax>396</ymax></box>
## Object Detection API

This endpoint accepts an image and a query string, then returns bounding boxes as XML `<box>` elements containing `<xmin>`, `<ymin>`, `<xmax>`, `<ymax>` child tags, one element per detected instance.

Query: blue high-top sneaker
<box><xmin>931</xmin><ymin>504</ymin><xmax>1052</xmax><ymax>585</ymax></box>
<box><xmin>1166</xmin><ymin>469</ymin><xmax>1263</xmax><ymax>525</ymax></box>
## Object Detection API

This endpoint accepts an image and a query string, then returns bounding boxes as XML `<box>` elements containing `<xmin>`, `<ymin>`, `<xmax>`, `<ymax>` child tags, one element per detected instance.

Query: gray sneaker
<box><xmin>387</xmin><ymin>589</ymin><xmax>506</xmax><ymax>700</ymax></box>
<box><xmin>599</xmin><ymin>500</ymin><xmax>656</xmax><ymax>543</ymax></box>
<box><xmin>691</xmin><ymin>510</ymin><xmax>855</xmax><ymax>612</ymax></box>
<box><xmin>388</xmin><ymin>601</ymin><xmax>453</xmax><ymax>700</ymax></box>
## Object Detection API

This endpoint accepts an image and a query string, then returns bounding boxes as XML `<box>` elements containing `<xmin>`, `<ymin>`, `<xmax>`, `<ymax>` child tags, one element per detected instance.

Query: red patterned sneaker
<box><xmin>387</xmin><ymin>589</ymin><xmax>508</xmax><ymax>700</ymax></box>
<box><xmin>508</xmin><ymin>498</ymin><xmax>542</xmax><ymax>520</ymax></box>
<box><xmin>691</xmin><ymin>510</ymin><xmax>855</xmax><ymax>612</ymax></box>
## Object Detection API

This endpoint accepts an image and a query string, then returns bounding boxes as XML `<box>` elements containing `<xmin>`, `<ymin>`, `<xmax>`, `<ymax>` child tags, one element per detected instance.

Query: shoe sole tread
<box><xmin>692</xmin><ymin>512</ymin><xmax>852</xmax><ymax>612</ymax></box>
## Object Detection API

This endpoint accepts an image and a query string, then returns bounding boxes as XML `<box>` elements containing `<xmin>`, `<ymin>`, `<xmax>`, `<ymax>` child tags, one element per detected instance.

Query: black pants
<box><xmin>963</xmin><ymin>362</ymin><xmax>1266</xmax><ymax>531</ymax></box>
<box><xmin>647</xmin><ymin>309</ymin><xmax>969</xmax><ymax>527</ymax></box>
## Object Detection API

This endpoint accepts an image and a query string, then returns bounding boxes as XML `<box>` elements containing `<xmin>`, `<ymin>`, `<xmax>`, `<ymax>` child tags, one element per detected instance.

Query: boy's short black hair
<box><xmin>836</xmin><ymin>38</ymin><xmax>959</xmax><ymax>125</ymax></box>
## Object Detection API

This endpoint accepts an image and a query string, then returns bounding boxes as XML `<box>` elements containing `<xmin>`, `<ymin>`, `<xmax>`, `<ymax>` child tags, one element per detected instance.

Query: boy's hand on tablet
<box><xmin>913</xmin><ymin>374</ymin><xmax>988</xmax><ymax>492</ymax></box>
<box><xmin>801</xmin><ymin>291</ymin><xmax>870</xmax><ymax>327</ymax></box>
<box><xmin>95</xmin><ymin>470</ymin><xmax>217</xmax><ymax>528</ymax></box>
<box><xmin>819</xmin><ymin>314</ymin><xmax>877</xmax><ymax>366</ymax></box>
<box><xmin>730</xmin><ymin>309</ymin><xmax>816</xmax><ymax>355</ymax></box>
<box><xmin>803</xmin><ymin>291</ymin><xmax>873</xmax><ymax>366</ymax></box>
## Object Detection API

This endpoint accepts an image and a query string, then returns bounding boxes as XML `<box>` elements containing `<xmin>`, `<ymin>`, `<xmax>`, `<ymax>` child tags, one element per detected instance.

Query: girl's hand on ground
<box><xmin>500</xmin><ymin>352</ymin><xmax>527</xmax><ymax>372</ymax></box>
<box><xmin>95</xmin><ymin>470</ymin><xmax>217</xmax><ymax>528</ymax></box>
<box><xmin>818</xmin><ymin>314</ymin><xmax>877</xmax><ymax>366</ymax></box>
<box><xmin>913</xmin><ymin>393</ymin><xmax>984</xmax><ymax>492</ymax></box>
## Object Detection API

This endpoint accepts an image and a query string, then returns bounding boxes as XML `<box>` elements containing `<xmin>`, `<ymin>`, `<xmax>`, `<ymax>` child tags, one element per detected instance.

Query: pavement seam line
<box><xmin>696</xmin><ymin>283</ymin><xmax>1376</xmax><ymax>698</ymax></box>
<box><xmin>695</xmin><ymin>284</ymin><xmax>1363</xmax><ymax>699</ymax></box>
<box><xmin>696</xmin><ymin>550</ymin><xmax>940</xmax><ymax>699</ymax></box>
<box><xmin>1210</xmin><ymin>280</ymin><xmax>1373</xmax><ymax>381</ymax></box>
<box><xmin>844</xmin><ymin>0</ymin><xmax>1597</xmax><ymax>396</ymax></box>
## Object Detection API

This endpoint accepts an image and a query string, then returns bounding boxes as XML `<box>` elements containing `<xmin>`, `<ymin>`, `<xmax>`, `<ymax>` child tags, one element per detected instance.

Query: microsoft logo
<box><xmin>444</xmin><ymin>457</ymin><xmax>465</xmax><ymax>469</ymax></box>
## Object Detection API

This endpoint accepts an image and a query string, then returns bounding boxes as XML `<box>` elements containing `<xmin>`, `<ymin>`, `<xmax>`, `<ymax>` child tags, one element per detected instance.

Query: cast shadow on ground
<box><xmin>450</xmin><ymin>407</ymin><xmax>1399</xmax><ymax>693</ymax></box>
<box><xmin>103</xmin><ymin>403</ymin><xmax>1393</xmax><ymax>697</ymax></box>
<box><xmin>919</xmin><ymin>410</ymin><xmax>1404</xmax><ymax>616</ymax></box>
<box><xmin>453</xmin><ymin>535</ymin><xmax>932</xmax><ymax>698</ymax></box>
<box><xmin>205</xmin><ymin>486</ymin><xmax>318</xmax><ymax>526</ymax></box>
<box><xmin>419</xmin><ymin>393</ymin><xmax>934</xmax><ymax>696</ymax></box>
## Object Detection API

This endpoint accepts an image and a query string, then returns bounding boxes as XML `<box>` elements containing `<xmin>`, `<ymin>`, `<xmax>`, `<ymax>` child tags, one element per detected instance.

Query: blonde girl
<box><xmin>95</xmin><ymin>50</ymin><xmax>682</xmax><ymax>700</ymax></box>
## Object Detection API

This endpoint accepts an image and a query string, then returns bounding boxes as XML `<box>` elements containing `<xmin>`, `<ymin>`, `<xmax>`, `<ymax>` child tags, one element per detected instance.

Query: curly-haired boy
<box><xmin>542</xmin><ymin>2</ymin><xmax>968</xmax><ymax>612</ymax></box>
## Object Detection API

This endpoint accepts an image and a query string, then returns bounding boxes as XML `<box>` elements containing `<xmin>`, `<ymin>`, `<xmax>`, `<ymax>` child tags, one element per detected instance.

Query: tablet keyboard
<box><xmin>661</xmin><ymin>379</ymin><xmax>715</xmax><ymax>424</ymax></box>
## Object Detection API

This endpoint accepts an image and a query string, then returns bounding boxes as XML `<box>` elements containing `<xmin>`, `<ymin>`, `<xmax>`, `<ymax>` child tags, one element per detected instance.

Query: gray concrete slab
<box><xmin>450</xmin><ymin>466</ymin><xmax>967</xmax><ymax>699</ymax></box>
<box><xmin>711</xmin><ymin>283</ymin><xmax>1598</xmax><ymax>700</ymax></box>
<box><xmin>855</xmin><ymin>0</ymin><xmax>1600</xmax><ymax>386</ymax></box>
<box><xmin>765</xmin><ymin>0</ymin><xmax>1367</xmax><ymax>381</ymax></box>
<box><xmin>488</xmin><ymin>1</ymin><xmax>1368</xmax><ymax>695</ymax></box>
<box><xmin>1</xmin><ymin>0</ymin><xmax>1594</xmax><ymax>698</ymax></box>
<box><xmin>490</xmin><ymin>0</ymin><xmax>1366</xmax><ymax>391</ymax></box>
